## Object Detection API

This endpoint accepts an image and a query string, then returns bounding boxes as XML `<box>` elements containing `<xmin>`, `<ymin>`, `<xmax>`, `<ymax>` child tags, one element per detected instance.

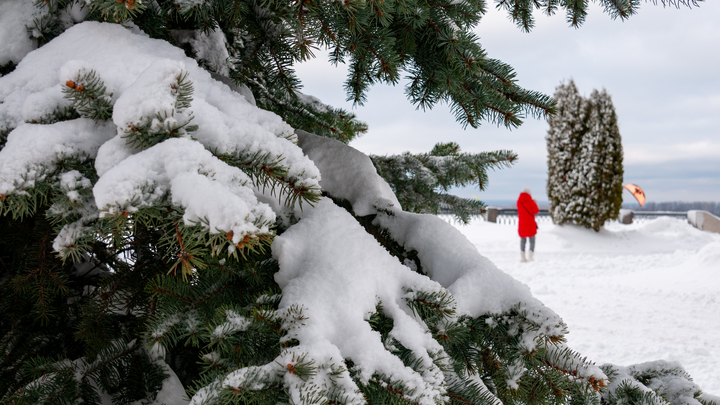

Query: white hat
<box><xmin>522</xmin><ymin>188</ymin><xmax>531</xmax><ymax>195</ymax></box>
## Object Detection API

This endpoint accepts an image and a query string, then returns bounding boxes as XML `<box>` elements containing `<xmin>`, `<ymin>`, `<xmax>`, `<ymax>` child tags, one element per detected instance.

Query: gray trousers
<box><xmin>520</xmin><ymin>236</ymin><xmax>535</xmax><ymax>252</ymax></box>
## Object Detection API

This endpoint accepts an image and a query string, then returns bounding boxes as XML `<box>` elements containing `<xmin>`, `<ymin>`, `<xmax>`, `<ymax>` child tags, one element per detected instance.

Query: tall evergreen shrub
<box><xmin>546</xmin><ymin>81</ymin><xmax>624</xmax><ymax>231</ymax></box>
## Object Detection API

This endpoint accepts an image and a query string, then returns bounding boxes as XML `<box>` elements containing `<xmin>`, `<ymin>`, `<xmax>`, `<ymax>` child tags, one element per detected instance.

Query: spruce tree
<box><xmin>546</xmin><ymin>81</ymin><xmax>624</xmax><ymax>231</ymax></box>
<box><xmin>0</xmin><ymin>1</ymin><xmax>713</xmax><ymax>405</ymax></box>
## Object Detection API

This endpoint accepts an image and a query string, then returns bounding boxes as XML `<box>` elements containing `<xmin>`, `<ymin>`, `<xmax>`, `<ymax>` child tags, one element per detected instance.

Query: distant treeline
<box><xmin>624</xmin><ymin>202</ymin><xmax>720</xmax><ymax>216</ymax></box>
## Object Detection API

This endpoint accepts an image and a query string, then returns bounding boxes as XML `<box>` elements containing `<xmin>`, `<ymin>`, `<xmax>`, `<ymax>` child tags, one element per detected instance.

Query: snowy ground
<box><xmin>448</xmin><ymin>216</ymin><xmax>720</xmax><ymax>396</ymax></box>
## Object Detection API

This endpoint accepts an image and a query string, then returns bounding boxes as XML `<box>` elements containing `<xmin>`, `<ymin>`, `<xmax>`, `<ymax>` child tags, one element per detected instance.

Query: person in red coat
<box><xmin>517</xmin><ymin>188</ymin><xmax>539</xmax><ymax>262</ymax></box>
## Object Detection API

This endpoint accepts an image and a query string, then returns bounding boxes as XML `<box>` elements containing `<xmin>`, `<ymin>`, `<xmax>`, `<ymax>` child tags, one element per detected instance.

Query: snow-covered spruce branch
<box><xmin>215</xmin><ymin>148</ymin><xmax>321</xmax><ymax>210</ymax></box>
<box><xmin>2</xmin><ymin>2</ymin><xmax>716</xmax><ymax>404</ymax></box>
<box><xmin>111</xmin><ymin>62</ymin><xmax>198</xmax><ymax>150</ymax></box>
<box><xmin>17</xmin><ymin>339</ymin><xmax>167</xmax><ymax>405</ymax></box>
<box><xmin>144</xmin><ymin>254</ymin><xmax>287</xmax><ymax>374</ymax></box>
<box><xmin>426</xmin><ymin>306</ymin><xmax>605</xmax><ymax>403</ymax></box>
<box><xmin>0</xmin><ymin>119</ymin><xmax>114</xmax><ymax>220</ymax></box>
<box><xmin>47</xmin><ymin>166</ymin><xmax>101</xmax><ymax>262</ymax></box>
<box><xmin>147</xmin><ymin>263</ymin><xmax>283</xmax><ymax>352</ymax></box>
<box><xmin>85</xmin><ymin>0</ymin><xmax>147</xmax><ymax>23</ymax></box>
<box><xmin>61</xmin><ymin>67</ymin><xmax>113</xmax><ymax>123</ymax></box>
<box><xmin>247</xmin><ymin>77</ymin><xmax>368</xmax><ymax>143</ymax></box>
<box><xmin>600</xmin><ymin>361</ymin><xmax>720</xmax><ymax>405</ymax></box>
<box><xmin>93</xmin><ymin>138</ymin><xmax>276</xmax><ymax>270</ymax></box>
<box><xmin>445</xmin><ymin>370</ymin><xmax>504</xmax><ymax>405</ymax></box>
<box><xmin>369</xmin><ymin>142</ymin><xmax>517</xmax><ymax>223</ymax></box>
<box><xmin>539</xmin><ymin>343</ymin><xmax>607</xmax><ymax>392</ymax></box>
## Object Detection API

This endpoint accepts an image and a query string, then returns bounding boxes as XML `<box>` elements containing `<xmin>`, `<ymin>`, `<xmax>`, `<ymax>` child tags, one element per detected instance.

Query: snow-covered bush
<box><xmin>546</xmin><ymin>80</ymin><xmax>624</xmax><ymax>231</ymax></box>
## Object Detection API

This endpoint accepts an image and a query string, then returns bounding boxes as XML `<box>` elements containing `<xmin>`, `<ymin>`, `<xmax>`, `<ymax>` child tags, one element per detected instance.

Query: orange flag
<box><xmin>623</xmin><ymin>183</ymin><xmax>646</xmax><ymax>206</ymax></box>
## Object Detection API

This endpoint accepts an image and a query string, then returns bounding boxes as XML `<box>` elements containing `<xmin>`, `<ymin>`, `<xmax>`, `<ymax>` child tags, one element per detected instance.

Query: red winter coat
<box><xmin>517</xmin><ymin>192</ymin><xmax>539</xmax><ymax>238</ymax></box>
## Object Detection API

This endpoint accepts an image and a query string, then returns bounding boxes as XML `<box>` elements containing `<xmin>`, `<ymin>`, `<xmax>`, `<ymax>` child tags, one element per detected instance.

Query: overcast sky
<box><xmin>294</xmin><ymin>1</ymin><xmax>720</xmax><ymax>204</ymax></box>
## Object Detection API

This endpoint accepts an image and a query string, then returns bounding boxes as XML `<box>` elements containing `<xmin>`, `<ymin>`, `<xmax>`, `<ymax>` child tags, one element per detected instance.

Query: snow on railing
<box><xmin>441</xmin><ymin>208</ymin><xmax>692</xmax><ymax>227</ymax></box>
<box><xmin>632</xmin><ymin>211</ymin><xmax>687</xmax><ymax>219</ymax></box>
<box><xmin>441</xmin><ymin>208</ymin><xmax>720</xmax><ymax>234</ymax></box>
<box><xmin>486</xmin><ymin>208</ymin><xmax>552</xmax><ymax>226</ymax></box>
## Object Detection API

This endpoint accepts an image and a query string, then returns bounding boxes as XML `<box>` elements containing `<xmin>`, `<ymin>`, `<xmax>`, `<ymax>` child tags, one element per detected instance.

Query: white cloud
<box><xmin>625</xmin><ymin>141</ymin><xmax>720</xmax><ymax>164</ymax></box>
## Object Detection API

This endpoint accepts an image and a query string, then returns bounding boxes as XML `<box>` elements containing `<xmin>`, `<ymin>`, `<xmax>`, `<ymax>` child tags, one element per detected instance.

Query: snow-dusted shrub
<box><xmin>546</xmin><ymin>80</ymin><xmax>624</xmax><ymax>231</ymax></box>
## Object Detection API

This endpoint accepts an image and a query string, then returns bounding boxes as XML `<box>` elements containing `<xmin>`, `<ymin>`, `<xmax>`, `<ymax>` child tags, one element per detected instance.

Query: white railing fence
<box><xmin>440</xmin><ymin>208</ymin><xmax>701</xmax><ymax>227</ymax></box>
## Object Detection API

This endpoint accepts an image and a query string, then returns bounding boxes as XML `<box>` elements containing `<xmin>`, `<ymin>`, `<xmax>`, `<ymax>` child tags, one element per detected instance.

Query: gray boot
<box><xmin>528</xmin><ymin>251</ymin><xmax>534</xmax><ymax>262</ymax></box>
<box><xmin>520</xmin><ymin>251</ymin><xmax>527</xmax><ymax>262</ymax></box>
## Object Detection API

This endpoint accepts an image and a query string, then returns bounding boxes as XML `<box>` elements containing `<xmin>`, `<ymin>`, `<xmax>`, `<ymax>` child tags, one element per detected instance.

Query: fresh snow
<box><xmin>110</xmin><ymin>59</ymin><xmax>193</xmax><ymax>135</ymax></box>
<box><xmin>94</xmin><ymin>137</ymin><xmax>275</xmax><ymax>241</ymax></box>
<box><xmin>171</xmin><ymin>28</ymin><xmax>231</xmax><ymax>76</ymax></box>
<box><xmin>0</xmin><ymin>0</ymin><xmax>43</xmax><ymax>66</ymax></box>
<box><xmin>296</xmin><ymin>129</ymin><xmax>399</xmax><ymax>216</ymax></box>
<box><xmin>374</xmin><ymin>210</ymin><xmax>554</xmax><ymax>320</ymax></box>
<box><xmin>0</xmin><ymin>119</ymin><xmax>115</xmax><ymax>195</ymax></box>
<box><xmin>450</xmin><ymin>216</ymin><xmax>720</xmax><ymax>396</ymax></box>
<box><xmin>273</xmin><ymin>198</ymin><xmax>449</xmax><ymax>405</ymax></box>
